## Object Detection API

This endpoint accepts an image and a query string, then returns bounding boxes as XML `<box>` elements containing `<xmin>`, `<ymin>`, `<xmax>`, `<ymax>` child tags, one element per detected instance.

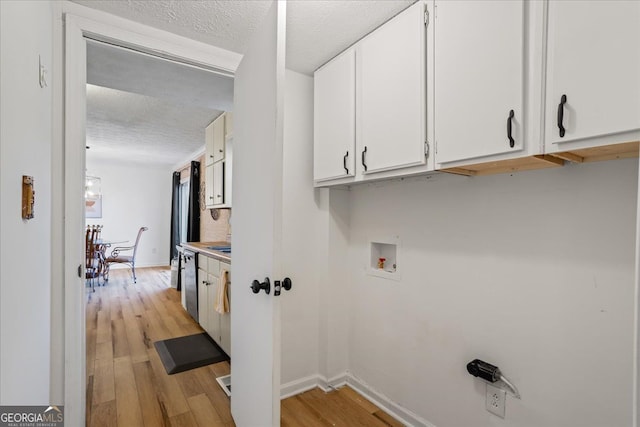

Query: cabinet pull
<box><xmin>507</xmin><ymin>109</ymin><xmax>515</xmax><ymax>148</ymax></box>
<box><xmin>557</xmin><ymin>94</ymin><xmax>567</xmax><ymax>137</ymax></box>
<box><xmin>361</xmin><ymin>146</ymin><xmax>368</xmax><ymax>172</ymax></box>
<box><xmin>343</xmin><ymin>151</ymin><xmax>349</xmax><ymax>174</ymax></box>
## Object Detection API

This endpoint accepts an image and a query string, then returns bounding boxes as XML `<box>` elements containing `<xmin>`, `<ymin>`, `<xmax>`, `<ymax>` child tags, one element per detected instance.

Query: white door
<box><xmin>359</xmin><ymin>1</ymin><xmax>426</xmax><ymax>174</ymax></box>
<box><xmin>545</xmin><ymin>0</ymin><xmax>640</xmax><ymax>146</ymax></box>
<box><xmin>231</xmin><ymin>1</ymin><xmax>285</xmax><ymax>425</ymax></box>
<box><xmin>435</xmin><ymin>0</ymin><xmax>524</xmax><ymax>164</ymax></box>
<box><xmin>314</xmin><ymin>48</ymin><xmax>356</xmax><ymax>182</ymax></box>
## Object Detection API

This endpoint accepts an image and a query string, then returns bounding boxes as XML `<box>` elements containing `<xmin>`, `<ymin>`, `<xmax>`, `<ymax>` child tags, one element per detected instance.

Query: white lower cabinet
<box><xmin>197</xmin><ymin>254</ymin><xmax>231</xmax><ymax>356</ymax></box>
<box><xmin>218</xmin><ymin>262</ymin><xmax>231</xmax><ymax>355</ymax></box>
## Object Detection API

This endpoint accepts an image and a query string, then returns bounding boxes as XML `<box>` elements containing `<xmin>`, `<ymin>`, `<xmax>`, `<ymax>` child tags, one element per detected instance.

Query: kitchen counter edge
<box><xmin>180</xmin><ymin>241</ymin><xmax>231</xmax><ymax>263</ymax></box>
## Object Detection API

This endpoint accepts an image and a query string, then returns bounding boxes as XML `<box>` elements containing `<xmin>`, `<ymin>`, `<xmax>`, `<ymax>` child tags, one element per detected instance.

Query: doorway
<box><xmin>62</xmin><ymin>10</ymin><xmax>241</xmax><ymax>425</ymax></box>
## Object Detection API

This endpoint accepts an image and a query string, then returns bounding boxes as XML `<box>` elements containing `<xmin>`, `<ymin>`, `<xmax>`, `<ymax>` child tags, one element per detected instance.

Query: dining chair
<box><xmin>85</xmin><ymin>226</ymin><xmax>100</xmax><ymax>291</ymax></box>
<box><xmin>104</xmin><ymin>226</ymin><xmax>148</xmax><ymax>283</ymax></box>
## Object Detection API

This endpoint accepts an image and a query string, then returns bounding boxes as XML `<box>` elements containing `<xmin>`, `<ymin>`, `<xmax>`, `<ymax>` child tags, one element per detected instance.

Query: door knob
<box><xmin>251</xmin><ymin>277</ymin><xmax>270</xmax><ymax>294</ymax></box>
<box><xmin>283</xmin><ymin>277</ymin><xmax>292</xmax><ymax>291</ymax></box>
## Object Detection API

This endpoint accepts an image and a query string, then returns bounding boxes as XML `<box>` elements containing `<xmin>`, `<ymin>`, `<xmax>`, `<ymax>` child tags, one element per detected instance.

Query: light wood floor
<box><xmin>86</xmin><ymin>267</ymin><xmax>404</xmax><ymax>427</ymax></box>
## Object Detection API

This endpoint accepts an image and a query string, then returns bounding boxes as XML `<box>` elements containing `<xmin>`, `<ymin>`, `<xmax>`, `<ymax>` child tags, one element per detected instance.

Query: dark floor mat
<box><xmin>154</xmin><ymin>333</ymin><xmax>229</xmax><ymax>375</ymax></box>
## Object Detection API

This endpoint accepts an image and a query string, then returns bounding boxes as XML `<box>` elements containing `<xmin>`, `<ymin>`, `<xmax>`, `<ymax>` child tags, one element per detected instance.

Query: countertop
<box><xmin>181</xmin><ymin>241</ymin><xmax>231</xmax><ymax>263</ymax></box>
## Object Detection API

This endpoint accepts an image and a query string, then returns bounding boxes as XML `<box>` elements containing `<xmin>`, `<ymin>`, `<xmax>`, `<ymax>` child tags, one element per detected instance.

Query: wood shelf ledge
<box><xmin>548</xmin><ymin>140</ymin><xmax>639</xmax><ymax>164</ymax></box>
<box><xmin>440</xmin><ymin>155</ymin><xmax>564</xmax><ymax>177</ymax></box>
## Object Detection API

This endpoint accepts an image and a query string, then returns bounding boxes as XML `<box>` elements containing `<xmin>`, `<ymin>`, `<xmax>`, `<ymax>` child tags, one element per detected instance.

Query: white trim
<box><xmin>634</xmin><ymin>160</ymin><xmax>640</xmax><ymax>427</ymax></box>
<box><xmin>347</xmin><ymin>373</ymin><xmax>435</xmax><ymax>427</ymax></box>
<box><xmin>57</xmin><ymin>2</ymin><xmax>240</xmax><ymax>424</ymax></box>
<box><xmin>59</xmin><ymin>1</ymin><xmax>241</xmax><ymax>75</ymax></box>
<box><xmin>279</xmin><ymin>371</ymin><xmax>435</xmax><ymax>427</ymax></box>
<box><xmin>64</xmin><ymin>15</ymin><xmax>88</xmax><ymax>427</ymax></box>
<box><xmin>280</xmin><ymin>375</ymin><xmax>322</xmax><ymax>399</ymax></box>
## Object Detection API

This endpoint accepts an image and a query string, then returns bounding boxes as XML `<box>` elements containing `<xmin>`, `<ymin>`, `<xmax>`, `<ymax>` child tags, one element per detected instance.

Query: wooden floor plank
<box><xmin>298</xmin><ymin>388</ymin><xmax>389</xmax><ymax>427</ymax></box>
<box><xmin>169</xmin><ymin>411</ymin><xmax>199</xmax><ymax>427</ymax></box>
<box><xmin>132</xmin><ymin>361</ymin><xmax>165</xmax><ymax>427</ymax></box>
<box><xmin>281</xmin><ymin>395</ymin><xmax>329</xmax><ymax>427</ymax></box>
<box><xmin>337</xmin><ymin>386</ymin><xmax>379</xmax><ymax>414</ymax></box>
<box><xmin>111</xmin><ymin>318</ymin><xmax>130</xmax><ymax>359</ymax></box>
<box><xmin>193</xmin><ymin>365</ymin><xmax>234</xmax><ymax>424</ymax></box>
<box><xmin>90</xmin><ymin>400</ymin><xmax>117</xmax><ymax>427</ymax></box>
<box><xmin>113</xmin><ymin>356</ymin><xmax>144</xmax><ymax>427</ymax></box>
<box><xmin>92</xmin><ymin>357</ymin><xmax>115</xmax><ymax>406</ymax></box>
<box><xmin>86</xmin><ymin>325</ymin><xmax>97</xmax><ymax>377</ymax></box>
<box><xmin>95</xmin><ymin>341</ymin><xmax>113</xmax><ymax>362</ymax></box>
<box><xmin>187</xmin><ymin>393</ymin><xmax>225</xmax><ymax>427</ymax></box>
<box><xmin>147</xmin><ymin>347</ymin><xmax>191</xmax><ymax>418</ymax></box>
<box><xmin>174</xmin><ymin>370</ymin><xmax>206</xmax><ymax>399</ymax></box>
<box><xmin>96</xmin><ymin>309</ymin><xmax>112</xmax><ymax>344</ymax></box>
<box><xmin>122</xmin><ymin>303</ymin><xmax>149</xmax><ymax>363</ymax></box>
<box><xmin>373</xmin><ymin>410</ymin><xmax>406</xmax><ymax>427</ymax></box>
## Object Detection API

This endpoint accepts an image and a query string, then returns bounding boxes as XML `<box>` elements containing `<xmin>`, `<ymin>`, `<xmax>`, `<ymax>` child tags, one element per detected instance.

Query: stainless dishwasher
<box><xmin>182</xmin><ymin>249</ymin><xmax>198</xmax><ymax>321</ymax></box>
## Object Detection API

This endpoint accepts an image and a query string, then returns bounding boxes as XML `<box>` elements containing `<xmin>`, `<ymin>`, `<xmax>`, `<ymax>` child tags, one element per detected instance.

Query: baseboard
<box><xmin>280</xmin><ymin>375</ymin><xmax>321</xmax><ymax>400</ymax></box>
<box><xmin>280</xmin><ymin>371</ymin><xmax>435</xmax><ymax>427</ymax></box>
<box><xmin>346</xmin><ymin>373</ymin><xmax>436</xmax><ymax>427</ymax></box>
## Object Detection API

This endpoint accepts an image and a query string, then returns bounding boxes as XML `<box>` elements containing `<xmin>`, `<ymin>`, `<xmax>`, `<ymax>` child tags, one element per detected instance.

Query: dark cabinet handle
<box><xmin>361</xmin><ymin>146</ymin><xmax>368</xmax><ymax>172</ymax></box>
<box><xmin>507</xmin><ymin>109</ymin><xmax>515</xmax><ymax>148</ymax></box>
<box><xmin>343</xmin><ymin>151</ymin><xmax>349</xmax><ymax>174</ymax></box>
<box><xmin>557</xmin><ymin>94</ymin><xmax>567</xmax><ymax>137</ymax></box>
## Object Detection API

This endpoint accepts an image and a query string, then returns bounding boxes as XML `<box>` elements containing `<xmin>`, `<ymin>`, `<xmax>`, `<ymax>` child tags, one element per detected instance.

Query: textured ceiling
<box><xmin>86</xmin><ymin>84</ymin><xmax>222</xmax><ymax>165</ymax></box>
<box><xmin>73</xmin><ymin>0</ymin><xmax>414</xmax><ymax>74</ymax></box>
<box><xmin>81</xmin><ymin>0</ymin><xmax>415</xmax><ymax>165</ymax></box>
<box><xmin>87</xmin><ymin>39</ymin><xmax>234</xmax><ymax>111</ymax></box>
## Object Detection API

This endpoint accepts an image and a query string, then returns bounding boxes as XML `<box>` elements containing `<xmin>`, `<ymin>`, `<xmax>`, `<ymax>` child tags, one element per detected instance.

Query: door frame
<box><xmin>57</xmin><ymin>3</ymin><xmax>241</xmax><ymax>424</ymax></box>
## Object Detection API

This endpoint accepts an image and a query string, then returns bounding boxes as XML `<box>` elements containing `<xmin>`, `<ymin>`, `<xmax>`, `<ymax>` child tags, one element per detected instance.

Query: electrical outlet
<box><xmin>486</xmin><ymin>383</ymin><xmax>506</xmax><ymax>418</ymax></box>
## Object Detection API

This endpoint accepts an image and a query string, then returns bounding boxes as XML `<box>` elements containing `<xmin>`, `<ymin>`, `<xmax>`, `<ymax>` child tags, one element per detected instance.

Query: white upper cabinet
<box><xmin>212</xmin><ymin>114</ymin><xmax>225</xmax><ymax>163</ymax></box>
<box><xmin>435</xmin><ymin>0</ymin><xmax>525</xmax><ymax>164</ymax></box>
<box><xmin>314</xmin><ymin>49</ymin><xmax>356</xmax><ymax>182</ymax></box>
<box><xmin>205</xmin><ymin>112</ymin><xmax>231</xmax><ymax>208</ymax></box>
<box><xmin>359</xmin><ymin>1</ymin><xmax>427</xmax><ymax>174</ymax></box>
<box><xmin>205</xmin><ymin>122</ymin><xmax>215</xmax><ymax>166</ymax></box>
<box><xmin>545</xmin><ymin>0</ymin><xmax>640</xmax><ymax>151</ymax></box>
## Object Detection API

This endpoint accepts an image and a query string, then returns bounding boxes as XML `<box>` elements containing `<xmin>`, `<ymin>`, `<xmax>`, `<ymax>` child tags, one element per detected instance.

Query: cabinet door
<box><xmin>205</xmin><ymin>122</ymin><xmax>215</xmax><ymax>166</ymax></box>
<box><xmin>205</xmin><ymin>164</ymin><xmax>214</xmax><ymax>208</ymax></box>
<box><xmin>213</xmin><ymin>114</ymin><xmax>226</xmax><ymax>163</ymax></box>
<box><xmin>219</xmin><ymin>263</ymin><xmax>231</xmax><ymax>356</ymax></box>
<box><xmin>314</xmin><ymin>49</ymin><xmax>356</xmax><ymax>181</ymax></box>
<box><xmin>212</xmin><ymin>161</ymin><xmax>225</xmax><ymax>206</ymax></box>
<box><xmin>359</xmin><ymin>2</ymin><xmax>426</xmax><ymax>173</ymax></box>
<box><xmin>197</xmin><ymin>268</ymin><xmax>209</xmax><ymax>331</ymax></box>
<box><xmin>207</xmin><ymin>272</ymin><xmax>220</xmax><ymax>342</ymax></box>
<box><xmin>435</xmin><ymin>0</ymin><xmax>524</xmax><ymax>164</ymax></box>
<box><xmin>545</xmin><ymin>1</ymin><xmax>640</xmax><ymax>146</ymax></box>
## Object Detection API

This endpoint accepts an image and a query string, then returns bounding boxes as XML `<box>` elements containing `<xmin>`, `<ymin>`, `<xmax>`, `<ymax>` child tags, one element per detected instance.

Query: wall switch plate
<box><xmin>486</xmin><ymin>383</ymin><xmax>506</xmax><ymax>418</ymax></box>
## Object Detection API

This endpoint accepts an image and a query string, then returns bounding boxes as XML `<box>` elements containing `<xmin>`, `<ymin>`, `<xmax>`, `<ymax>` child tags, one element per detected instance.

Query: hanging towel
<box><xmin>215</xmin><ymin>269</ymin><xmax>230</xmax><ymax>314</ymax></box>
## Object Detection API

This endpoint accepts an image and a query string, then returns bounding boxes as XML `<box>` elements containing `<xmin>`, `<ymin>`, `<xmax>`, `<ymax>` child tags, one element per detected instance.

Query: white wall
<box><xmin>85</xmin><ymin>157</ymin><xmax>172</xmax><ymax>269</ymax></box>
<box><xmin>0</xmin><ymin>0</ymin><xmax>53</xmax><ymax>405</ymax></box>
<box><xmin>346</xmin><ymin>159</ymin><xmax>637</xmax><ymax>427</ymax></box>
<box><xmin>280</xmin><ymin>70</ymin><xmax>323</xmax><ymax>388</ymax></box>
